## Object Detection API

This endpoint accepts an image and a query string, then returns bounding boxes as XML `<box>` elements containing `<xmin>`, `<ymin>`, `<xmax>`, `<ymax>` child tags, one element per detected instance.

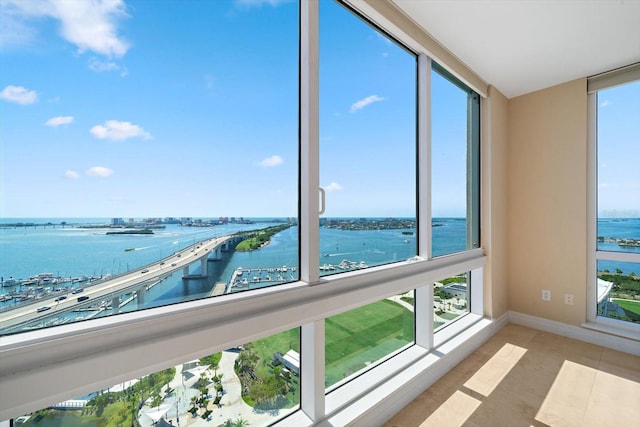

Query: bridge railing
<box><xmin>0</xmin><ymin>236</ymin><xmax>230</xmax><ymax>314</ymax></box>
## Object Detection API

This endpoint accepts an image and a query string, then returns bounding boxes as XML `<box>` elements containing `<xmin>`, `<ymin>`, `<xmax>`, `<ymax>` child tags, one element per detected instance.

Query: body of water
<box><xmin>1</xmin><ymin>218</ymin><xmax>637</xmax><ymax>331</ymax></box>
<box><xmin>597</xmin><ymin>217</ymin><xmax>640</xmax><ymax>274</ymax></box>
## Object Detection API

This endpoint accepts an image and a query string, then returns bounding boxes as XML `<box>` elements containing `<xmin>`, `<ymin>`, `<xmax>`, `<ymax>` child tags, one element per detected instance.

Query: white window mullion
<box><xmin>300</xmin><ymin>320</ymin><xmax>325</xmax><ymax>421</ymax></box>
<box><xmin>586</xmin><ymin>91</ymin><xmax>598</xmax><ymax>322</ymax></box>
<box><xmin>300</xmin><ymin>0</ymin><xmax>325</xmax><ymax>422</ymax></box>
<box><xmin>470</xmin><ymin>267</ymin><xmax>484</xmax><ymax>316</ymax></box>
<box><xmin>415</xmin><ymin>54</ymin><xmax>434</xmax><ymax>349</ymax></box>
<box><xmin>418</xmin><ymin>54</ymin><xmax>432</xmax><ymax>261</ymax></box>
<box><xmin>414</xmin><ymin>285</ymin><xmax>433</xmax><ymax>349</ymax></box>
<box><xmin>300</xmin><ymin>0</ymin><xmax>320</xmax><ymax>285</ymax></box>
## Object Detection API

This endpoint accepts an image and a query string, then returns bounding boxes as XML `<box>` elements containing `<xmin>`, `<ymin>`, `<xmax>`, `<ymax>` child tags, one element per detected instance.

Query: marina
<box><xmin>2</xmin><ymin>217</ymin><xmax>638</xmax><ymax>333</ymax></box>
<box><xmin>229</xmin><ymin>266</ymin><xmax>297</xmax><ymax>291</ymax></box>
<box><xmin>228</xmin><ymin>260</ymin><xmax>371</xmax><ymax>291</ymax></box>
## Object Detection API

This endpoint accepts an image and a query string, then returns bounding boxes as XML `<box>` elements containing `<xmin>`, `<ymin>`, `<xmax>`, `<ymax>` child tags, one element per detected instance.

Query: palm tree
<box><xmin>233</xmin><ymin>417</ymin><xmax>249</xmax><ymax>427</ymax></box>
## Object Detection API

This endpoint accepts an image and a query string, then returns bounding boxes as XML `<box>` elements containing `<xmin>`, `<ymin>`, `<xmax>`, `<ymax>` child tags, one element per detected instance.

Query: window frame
<box><xmin>0</xmin><ymin>0</ymin><xmax>487</xmax><ymax>423</ymax></box>
<box><xmin>585</xmin><ymin>63</ymin><xmax>640</xmax><ymax>337</ymax></box>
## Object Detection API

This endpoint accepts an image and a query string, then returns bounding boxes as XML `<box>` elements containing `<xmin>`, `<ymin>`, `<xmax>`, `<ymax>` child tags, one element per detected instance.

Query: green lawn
<box><xmin>247</xmin><ymin>299</ymin><xmax>414</xmax><ymax>389</ymax></box>
<box><xmin>325</xmin><ymin>299</ymin><xmax>413</xmax><ymax>386</ymax></box>
<box><xmin>612</xmin><ymin>299</ymin><xmax>640</xmax><ymax>321</ymax></box>
<box><xmin>21</xmin><ymin>412</ymin><xmax>94</xmax><ymax>427</ymax></box>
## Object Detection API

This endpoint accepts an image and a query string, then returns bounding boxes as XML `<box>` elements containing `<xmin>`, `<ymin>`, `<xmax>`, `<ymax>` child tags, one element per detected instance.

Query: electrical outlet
<box><xmin>542</xmin><ymin>289</ymin><xmax>551</xmax><ymax>301</ymax></box>
<box><xmin>564</xmin><ymin>293</ymin><xmax>575</xmax><ymax>305</ymax></box>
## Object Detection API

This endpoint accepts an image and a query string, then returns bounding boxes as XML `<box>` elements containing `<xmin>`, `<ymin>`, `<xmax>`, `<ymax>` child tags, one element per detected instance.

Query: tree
<box><xmin>232</xmin><ymin>418</ymin><xmax>249</xmax><ymax>427</ymax></box>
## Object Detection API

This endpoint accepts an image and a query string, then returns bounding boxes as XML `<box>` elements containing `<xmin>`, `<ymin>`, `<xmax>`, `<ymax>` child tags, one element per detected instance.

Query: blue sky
<box><xmin>597</xmin><ymin>81</ymin><xmax>640</xmax><ymax>217</ymax></box>
<box><xmin>5</xmin><ymin>1</ymin><xmax>633</xmax><ymax>220</ymax></box>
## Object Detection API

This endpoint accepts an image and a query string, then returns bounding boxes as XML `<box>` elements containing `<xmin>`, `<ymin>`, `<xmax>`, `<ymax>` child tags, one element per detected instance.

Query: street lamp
<box><xmin>176</xmin><ymin>395</ymin><xmax>180</xmax><ymax>426</ymax></box>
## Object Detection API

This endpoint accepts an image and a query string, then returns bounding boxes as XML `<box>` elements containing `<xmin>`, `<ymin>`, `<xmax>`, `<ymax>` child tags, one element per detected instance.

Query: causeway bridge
<box><xmin>0</xmin><ymin>234</ymin><xmax>243</xmax><ymax>331</ymax></box>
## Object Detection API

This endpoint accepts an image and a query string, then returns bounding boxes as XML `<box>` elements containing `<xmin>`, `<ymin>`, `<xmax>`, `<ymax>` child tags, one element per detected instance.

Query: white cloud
<box><xmin>90</xmin><ymin>120</ymin><xmax>151</xmax><ymax>141</ymax></box>
<box><xmin>600</xmin><ymin>100</ymin><xmax>612</xmax><ymax>108</ymax></box>
<box><xmin>0</xmin><ymin>85</ymin><xmax>38</xmax><ymax>104</ymax></box>
<box><xmin>64</xmin><ymin>170</ymin><xmax>79</xmax><ymax>179</ymax></box>
<box><xmin>350</xmin><ymin>95</ymin><xmax>384</xmax><ymax>113</ymax></box>
<box><xmin>324</xmin><ymin>182</ymin><xmax>343</xmax><ymax>192</ymax></box>
<box><xmin>86</xmin><ymin>166</ymin><xmax>114</xmax><ymax>177</ymax></box>
<box><xmin>0</xmin><ymin>3</ymin><xmax>38</xmax><ymax>49</ymax></box>
<box><xmin>45</xmin><ymin>115</ymin><xmax>74</xmax><ymax>127</ymax></box>
<box><xmin>259</xmin><ymin>155</ymin><xmax>284</xmax><ymax>167</ymax></box>
<box><xmin>88</xmin><ymin>57</ymin><xmax>128</xmax><ymax>76</ymax></box>
<box><xmin>1</xmin><ymin>0</ymin><xmax>130</xmax><ymax>58</ymax></box>
<box><xmin>89</xmin><ymin>57</ymin><xmax>119</xmax><ymax>72</ymax></box>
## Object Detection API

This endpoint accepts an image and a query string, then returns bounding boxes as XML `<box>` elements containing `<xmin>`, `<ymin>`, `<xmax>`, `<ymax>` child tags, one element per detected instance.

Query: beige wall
<box><xmin>483</xmin><ymin>85</ymin><xmax>510</xmax><ymax>319</ymax></box>
<box><xmin>507</xmin><ymin>78</ymin><xmax>588</xmax><ymax>326</ymax></box>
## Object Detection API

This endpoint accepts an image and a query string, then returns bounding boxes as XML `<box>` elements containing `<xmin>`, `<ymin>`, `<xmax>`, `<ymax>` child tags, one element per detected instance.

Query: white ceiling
<box><xmin>391</xmin><ymin>0</ymin><xmax>640</xmax><ymax>98</ymax></box>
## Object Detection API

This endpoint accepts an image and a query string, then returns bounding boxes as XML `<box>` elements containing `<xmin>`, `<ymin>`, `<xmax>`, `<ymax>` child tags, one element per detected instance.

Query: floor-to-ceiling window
<box><xmin>0</xmin><ymin>1</ymin><xmax>485</xmax><ymax>424</ymax></box>
<box><xmin>588</xmin><ymin>65</ymin><xmax>640</xmax><ymax>331</ymax></box>
<box><xmin>0</xmin><ymin>0</ymin><xmax>300</xmax><ymax>335</ymax></box>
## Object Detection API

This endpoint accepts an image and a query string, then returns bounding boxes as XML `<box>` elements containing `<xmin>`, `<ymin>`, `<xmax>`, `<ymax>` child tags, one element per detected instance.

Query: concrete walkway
<box><xmin>140</xmin><ymin>350</ymin><xmax>295</xmax><ymax>427</ymax></box>
<box><xmin>386</xmin><ymin>292</ymin><xmax>467</xmax><ymax>324</ymax></box>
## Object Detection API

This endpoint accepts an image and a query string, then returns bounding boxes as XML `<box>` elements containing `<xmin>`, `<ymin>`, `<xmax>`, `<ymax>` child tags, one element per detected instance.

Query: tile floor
<box><xmin>383</xmin><ymin>324</ymin><xmax>640</xmax><ymax>427</ymax></box>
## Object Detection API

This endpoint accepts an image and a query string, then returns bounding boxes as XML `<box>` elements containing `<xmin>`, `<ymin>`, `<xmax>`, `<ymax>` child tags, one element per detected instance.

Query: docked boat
<box><xmin>1</xmin><ymin>277</ymin><xmax>18</xmax><ymax>287</ymax></box>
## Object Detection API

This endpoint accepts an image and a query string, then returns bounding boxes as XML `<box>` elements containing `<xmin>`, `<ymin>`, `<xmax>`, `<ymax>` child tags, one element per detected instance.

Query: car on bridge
<box><xmin>55</xmin><ymin>295</ymin><xmax>67</xmax><ymax>301</ymax></box>
<box><xmin>37</xmin><ymin>306</ymin><xmax>51</xmax><ymax>313</ymax></box>
<box><xmin>141</xmin><ymin>269</ymin><xmax>149</xmax><ymax>273</ymax></box>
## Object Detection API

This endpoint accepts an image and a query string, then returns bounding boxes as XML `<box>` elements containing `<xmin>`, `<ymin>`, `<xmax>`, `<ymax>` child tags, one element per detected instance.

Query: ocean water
<box><xmin>0</xmin><ymin>218</ymin><xmax>469</xmax><ymax>280</ymax></box>
<box><xmin>597</xmin><ymin>217</ymin><xmax>640</xmax><ymax>273</ymax></box>
<box><xmin>1</xmin><ymin>218</ymin><xmax>637</xmax><ymax>327</ymax></box>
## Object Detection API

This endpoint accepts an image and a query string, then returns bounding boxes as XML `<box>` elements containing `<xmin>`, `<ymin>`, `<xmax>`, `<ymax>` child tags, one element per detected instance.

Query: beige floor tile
<box><xmin>534</xmin><ymin>360</ymin><xmax>597</xmax><ymax>427</ymax></box>
<box><xmin>598</xmin><ymin>347</ymin><xmax>640</xmax><ymax>382</ymax></box>
<box><xmin>465</xmin><ymin>387</ymin><xmax>540</xmax><ymax>427</ymax></box>
<box><xmin>581</xmin><ymin>370</ymin><xmax>640</xmax><ymax>427</ymax></box>
<box><xmin>463</xmin><ymin>342</ymin><xmax>528</xmax><ymax>396</ymax></box>
<box><xmin>488</xmin><ymin>352</ymin><xmax>560</xmax><ymax>409</ymax></box>
<box><xmin>475</xmin><ymin>324</ymin><xmax>537</xmax><ymax>356</ymax></box>
<box><xmin>452</xmin><ymin>349</ymin><xmax>493</xmax><ymax>380</ymax></box>
<box><xmin>383</xmin><ymin>371</ymin><xmax>466</xmax><ymax>427</ymax></box>
<box><xmin>417</xmin><ymin>390</ymin><xmax>481</xmax><ymax>427</ymax></box>
<box><xmin>386</xmin><ymin>325</ymin><xmax>639</xmax><ymax>427</ymax></box>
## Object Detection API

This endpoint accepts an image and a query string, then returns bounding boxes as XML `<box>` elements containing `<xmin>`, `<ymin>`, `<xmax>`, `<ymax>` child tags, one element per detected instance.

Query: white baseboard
<box><xmin>508</xmin><ymin>311</ymin><xmax>640</xmax><ymax>356</ymax></box>
<box><xmin>493</xmin><ymin>310</ymin><xmax>511</xmax><ymax>330</ymax></box>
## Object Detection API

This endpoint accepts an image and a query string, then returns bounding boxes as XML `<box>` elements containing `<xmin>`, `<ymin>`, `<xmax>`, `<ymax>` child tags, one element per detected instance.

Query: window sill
<box><xmin>308</xmin><ymin>314</ymin><xmax>493</xmax><ymax>426</ymax></box>
<box><xmin>582</xmin><ymin>318</ymin><xmax>640</xmax><ymax>342</ymax></box>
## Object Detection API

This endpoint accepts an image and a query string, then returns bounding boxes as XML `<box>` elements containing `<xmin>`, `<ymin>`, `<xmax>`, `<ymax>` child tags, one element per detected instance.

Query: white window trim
<box><xmin>584</xmin><ymin>73</ymin><xmax>640</xmax><ymax>338</ymax></box>
<box><xmin>0</xmin><ymin>251</ymin><xmax>485</xmax><ymax>421</ymax></box>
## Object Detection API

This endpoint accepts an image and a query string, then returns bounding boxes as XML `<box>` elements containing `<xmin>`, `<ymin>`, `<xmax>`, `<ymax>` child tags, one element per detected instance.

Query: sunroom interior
<box><xmin>1</xmin><ymin>0</ymin><xmax>639</xmax><ymax>426</ymax></box>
